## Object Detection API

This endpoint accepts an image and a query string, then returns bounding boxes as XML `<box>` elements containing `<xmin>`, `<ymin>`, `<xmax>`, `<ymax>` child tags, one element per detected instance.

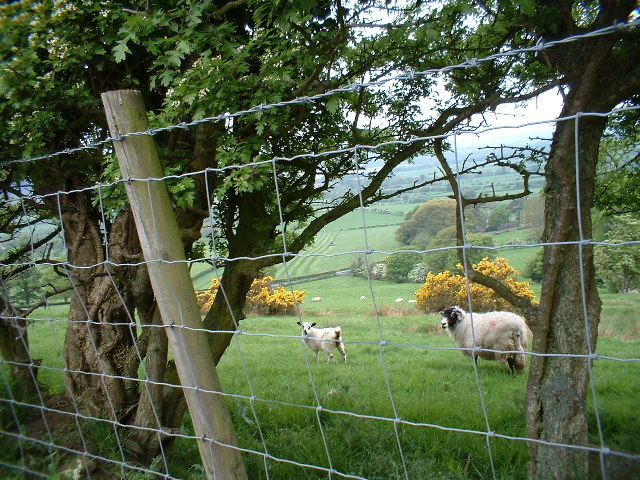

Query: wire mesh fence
<box><xmin>1</xmin><ymin>15</ymin><xmax>639</xmax><ymax>480</ymax></box>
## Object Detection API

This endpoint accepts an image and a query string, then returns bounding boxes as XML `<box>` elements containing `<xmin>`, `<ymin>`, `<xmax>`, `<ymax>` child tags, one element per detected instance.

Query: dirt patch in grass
<box><xmin>606</xmin><ymin>297</ymin><xmax>637</xmax><ymax>305</ymax></box>
<box><xmin>19</xmin><ymin>394</ymin><xmax>117</xmax><ymax>479</ymax></box>
<box><xmin>403</xmin><ymin>323</ymin><xmax>445</xmax><ymax>335</ymax></box>
<box><xmin>599</xmin><ymin>314</ymin><xmax>640</xmax><ymax>340</ymax></box>
<box><xmin>374</xmin><ymin>305</ymin><xmax>422</xmax><ymax>317</ymax></box>
<box><xmin>306</xmin><ymin>309</ymin><xmax>337</xmax><ymax>317</ymax></box>
<box><xmin>623</xmin><ymin>321</ymin><xmax>640</xmax><ymax>341</ymax></box>
<box><xmin>24</xmin><ymin>394</ymin><xmax>81</xmax><ymax>447</ymax></box>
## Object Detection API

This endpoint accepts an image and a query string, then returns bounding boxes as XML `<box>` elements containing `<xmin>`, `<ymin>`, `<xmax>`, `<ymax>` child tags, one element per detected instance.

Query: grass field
<box><xmin>176</xmin><ymin>283</ymin><xmax>640</xmax><ymax>479</ymax></box>
<box><xmin>192</xmin><ymin>207</ymin><xmax>408</xmax><ymax>290</ymax></box>
<box><xmin>213</xmin><ymin>314</ymin><xmax>531</xmax><ymax>479</ymax></box>
<box><xmin>20</xmin><ymin>277</ymin><xmax>640</xmax><ymax>479</ymax></box>
<box><xmin>6</xmin><ymin>210</ymin><xmax>640</xmax><ymax>479</ymax></box>
<box><xmin>212</xmin><ymin>314</ymin><xmax>637</xmax><ymax>480</ymax></box>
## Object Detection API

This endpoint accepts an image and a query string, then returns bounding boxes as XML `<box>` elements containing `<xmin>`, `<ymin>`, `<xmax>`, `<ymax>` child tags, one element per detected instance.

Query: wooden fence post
<box><xmin>101</xmin><ymin>90</ymin><xmax>247</xmax><ymax>480</ymax></box>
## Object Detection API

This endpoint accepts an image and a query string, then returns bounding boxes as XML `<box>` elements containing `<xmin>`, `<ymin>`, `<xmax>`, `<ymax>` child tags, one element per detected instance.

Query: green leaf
<box><xmin>326</xmin><ymin>96</ymin><xmax>340</xmax><ymax>114</ymax></box>
<box><xmin>113</xmin><ymin>41</ymin><xmax>131</xmax><ymax>63</ymax></box>
<box><xmin>515</xmin><ymin>0</ymin><xmax>535</xmax><ymax>16</ymax></box>
<box><xmin>176</xmin><ymin>39</ymin><xmax>192</xmax><ymax>55</ymax></box>
<box><xmin>158</xmin><ymin>69</ymin><xmax>175</xmax><ymax>87</ymax></box>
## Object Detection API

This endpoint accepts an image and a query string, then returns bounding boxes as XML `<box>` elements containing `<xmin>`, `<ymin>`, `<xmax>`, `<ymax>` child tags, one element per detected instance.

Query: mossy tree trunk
<box><xmin>526</xmin><ymin>107</ymin><xmax>605</xmax><ymax>480</ymax></box>
<box><xmin>58</xmin><ymin>195</ymin><xmax>142</xmax><ymax>417</ymax></box>
<box><xmin>0</xmin><ymin>308</ymin><xmax>39</xmax><ymax>400</ymax></box>
<box><xmin>525</xmin><ymin>3</ymin><xmax>640</xmax><ymax>476</ymax></box>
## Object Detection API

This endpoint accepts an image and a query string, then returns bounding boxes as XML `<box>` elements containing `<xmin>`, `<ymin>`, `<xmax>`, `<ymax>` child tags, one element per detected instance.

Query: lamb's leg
<box><xmin>313</xmin><ymin>351</ymin><xmax>319</xmax><ymax>362</ymax></box>
<box><xmin>338</xmin><ymin>342</ymin><xmax>346</xmax><ymax>362</ymax></box>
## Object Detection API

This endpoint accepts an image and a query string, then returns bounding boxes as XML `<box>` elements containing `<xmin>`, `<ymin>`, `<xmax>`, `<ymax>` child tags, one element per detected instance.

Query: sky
<box><xmin>456</xmin><ymin>89</ymin><xmax>564</xmax><ymax>150</ymax></box>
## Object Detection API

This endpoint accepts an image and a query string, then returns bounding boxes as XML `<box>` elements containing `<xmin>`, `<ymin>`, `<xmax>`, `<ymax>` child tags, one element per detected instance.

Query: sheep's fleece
<box><xmin>440</xmin><ymin>305</ymin><xmax>528</xmax><ymax>374</ymax></box>
<box><xmin>297</xmin><ymin>322</ymin><xmax>346</xmax><ymax>362</ymax></box>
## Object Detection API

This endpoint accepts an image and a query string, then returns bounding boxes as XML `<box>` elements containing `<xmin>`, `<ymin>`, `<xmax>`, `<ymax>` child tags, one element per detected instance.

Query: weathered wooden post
<box><xmin>101</xmin><ymin>90</ymin><xmax>247</xmax><ymax>480</ymax></box>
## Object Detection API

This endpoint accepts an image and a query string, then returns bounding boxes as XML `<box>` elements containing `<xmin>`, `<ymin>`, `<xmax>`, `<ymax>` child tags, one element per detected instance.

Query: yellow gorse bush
<box><xmin>195</xmin><ymin>278</ymin><xmax>220</xmax><ymax>314</ymax></box>
<box><xmin>415</xmin><ymin>257</ymin><xmax>538</xmax><ymax>313</ymax></box>
<box><xmin>196</xmin><ymin>276</ymin><xmax>306</xmax><ymax>316</ymax></box>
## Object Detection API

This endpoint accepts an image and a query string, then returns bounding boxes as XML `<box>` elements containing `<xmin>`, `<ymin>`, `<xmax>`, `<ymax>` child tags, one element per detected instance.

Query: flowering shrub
<box><xmin>415</xmin><ymin>270</ymin><xmax>458</xmax><ymax>313</ymax></box>
<box><xmin>195</xmin><ymin>278</ymin><xmax>220</xmax><ymax>314</ymax></box>
<box><xmin>195</xmin><ymin>276</ymin><xmax>306</xmax><ymax>316</ymax></box>
<box><xmin>409</xmin><ymin>262</ymin><xmax>430</xmax><ymax>283</ymax></box>
<box><xmin>370</xmin><ymin>262</ymin><xmax>387</xmax><ymax>280</ymax></box>
<box><xmin>245</xmin><ymin>276</ymin><xmax>307</xmax><ymax>315</ymax></box>
<box><xmin>415</xmin><ymin>257</ymin><xmax>538</xmax><ymax>313</ymax></box>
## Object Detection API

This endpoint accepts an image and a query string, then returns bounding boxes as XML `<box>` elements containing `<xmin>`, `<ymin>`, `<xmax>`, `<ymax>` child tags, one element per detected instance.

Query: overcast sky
<box><xmin>456</xmin><ymin>89</ymin><xmax>564</xmax><ymax>149</ymax></box>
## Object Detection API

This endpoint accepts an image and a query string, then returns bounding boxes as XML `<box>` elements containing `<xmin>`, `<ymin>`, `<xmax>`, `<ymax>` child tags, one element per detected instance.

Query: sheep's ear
<box><xmin>311</xmin><ymin>322</ymin><xmax>317</xmax><ymax>327</ymax></box>
<box><xmin>296</xmin><ymin>322</ymin><xmax>302</xmax><ymax>326</ymax></box>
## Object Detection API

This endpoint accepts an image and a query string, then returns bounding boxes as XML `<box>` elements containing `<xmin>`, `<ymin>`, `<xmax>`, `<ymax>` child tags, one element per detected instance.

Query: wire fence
<box><xmin>1</xmin><ymin>18</ymin><xmax>639</xmax><ymax>480</ymax></box>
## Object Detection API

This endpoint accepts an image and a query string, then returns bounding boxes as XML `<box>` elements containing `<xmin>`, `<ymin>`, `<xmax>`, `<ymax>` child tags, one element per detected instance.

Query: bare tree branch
<box><xmin>433</xmin><ymin>138</ymin><xmax>540</xmax><ymax>317</ymax></box>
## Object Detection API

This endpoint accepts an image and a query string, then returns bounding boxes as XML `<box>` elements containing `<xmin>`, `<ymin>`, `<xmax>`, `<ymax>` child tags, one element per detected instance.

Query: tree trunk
<box><xmin>156</xmin><ymin>257</ymin><xmax>260</xmax><ymax>444</ymax></box>
<box><xmin>130</xmin><ymin>303</ymin><xmax>169</xmax><ymax>463</ymax></box>
<box><xmin>61</xmin><ymin>196</ymin><xmax>142</xmax><ymax>418</ymax></box>
<box><xmin>203</xmin><ymin>186</ymin><xmax>275</xmax><ymax>364</ymax></box>
<box><xmin>524</xmin><ymin>4</ymin><xmax>640</xmax><ymax>475</ymax></box>
<box><xmin>0</xmin><ymin>303</ymin><xmax>40</xmax><ymax>400</ymax></box>
<box><xmin>526</xmin><ymin>109</ymin><xmax>606</xmax><ymax>479</ymax></box>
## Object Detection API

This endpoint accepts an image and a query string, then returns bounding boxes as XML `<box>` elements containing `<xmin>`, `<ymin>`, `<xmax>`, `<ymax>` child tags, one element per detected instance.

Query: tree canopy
<box><xmin>594</xmin><ymin>214</ymin><xmax>640</xmax><ymax>293</ymax></box>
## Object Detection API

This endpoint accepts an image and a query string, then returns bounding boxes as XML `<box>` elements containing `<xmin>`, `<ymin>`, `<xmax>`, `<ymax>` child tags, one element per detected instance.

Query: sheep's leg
<box><xmin>313</xmin><ymin>351</ymin><xmax>319</xmax><ymax>362</ymax></box>
<box><xmin>326</xmin><ymin>352</ymin><xmax>333</xmax><ymax>362</ymax></box>
<box><xmin>507</xmin><ymin>357</ymin><xmax>516</xmax><ymax>375</ymax></box>
<box><xmin>338</xmin><ymin>342</ymin><xmax>346</xmax><ymax>362</ymax></box>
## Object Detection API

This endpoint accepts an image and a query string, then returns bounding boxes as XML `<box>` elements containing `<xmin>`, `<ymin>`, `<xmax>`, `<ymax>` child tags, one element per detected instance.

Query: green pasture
<box><xmin>19</xmin><ymin>282</ymin><xmax>640</xmax><ymax>479</ymax></box>
<box><xmin>275</xmin><ymin>208</ymin><xmax>405</xmax><ymax>279</ymax></box>
<box><xmin>487</xmin><ymin>229</ymin><xmax>542</xmax><ymax>279</ymax></box>
<box><xmin>369</xmin><ymin>202</ymin><xmax>420</xmax><ymax>215</ymax></box>
<box><xmin>212</xmin><ymin>313</ymin><xmax>531</xmax><ymax>479</ymax></box>
<box><xmin>209</xmin><ymin>311</ymin><xmax>639</xmax><ymax>480</ymax></box>
<box><xmin>192</xmin><ymin>208</ymin><xmax>408</xmax><ymax>289</ymax></box>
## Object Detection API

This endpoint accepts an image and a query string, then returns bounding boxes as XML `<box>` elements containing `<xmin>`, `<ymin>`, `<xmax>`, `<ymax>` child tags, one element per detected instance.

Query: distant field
<box><xmin>272</xmin><ymin>211</ymin><xmax>541</xmax><ymax>282</ymax></box>
<box><xmin>369</xmin><ymin>203</ymin><xmax>418</xmax><ymax>215</ymax></box>
<box><xmin>193</xmin><ymin>218</ymin><xmax>542</xmax><ymax>292</ymax></box>
<box><xmin>235</xmin><ymin>208</ymin><xmax>409</xmax><ymax>283</ymax></box>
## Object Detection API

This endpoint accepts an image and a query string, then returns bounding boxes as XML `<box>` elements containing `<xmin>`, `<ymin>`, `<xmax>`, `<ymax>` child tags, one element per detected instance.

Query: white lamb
<box><xmin>297</xmin><ymin>321</ymin><xmax>347</xmax><ymax>362</ymax></box>
<box><xmin>440</xmin><ymin>305</ymin><xmax>528</xmax><ymax>374</ymax></box>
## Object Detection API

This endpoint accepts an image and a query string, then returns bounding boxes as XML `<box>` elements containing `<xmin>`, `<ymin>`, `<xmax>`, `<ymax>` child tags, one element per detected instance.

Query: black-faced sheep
<box><xmin>297</xmin><ymin>321</ymin><xmax>346</xmax><ymax>362</ymax></box>
<box><xmin>440</xmin><ymin>305</ymin><xmax>528</xmax><ymax>374</ymax></box>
